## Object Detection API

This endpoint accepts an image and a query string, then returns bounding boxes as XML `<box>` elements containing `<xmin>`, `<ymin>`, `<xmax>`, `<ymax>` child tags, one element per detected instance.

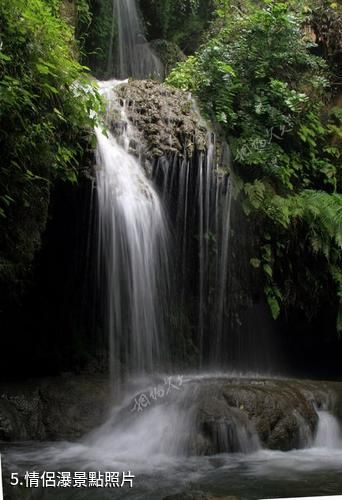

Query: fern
<box><xmin>300</xmin><ymin>190</ymin><xmax>342</xmax><ymax>256</ymax></box>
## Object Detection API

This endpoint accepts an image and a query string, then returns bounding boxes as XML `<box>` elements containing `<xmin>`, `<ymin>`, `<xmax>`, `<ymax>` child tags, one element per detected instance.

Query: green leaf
<box><xmin>250</xmin><ymin>258</ymin><xmax>261</xmax><ymax>269</ymax></box>
<box><xmin>267</xmin><ymin>294</ymin><xmax>281</xmax><ymax>320</ymax></box>
<box><xmin>263</xmin><ymin>263</ymin><xmax>273</xmax><ymax>278</ymax></box>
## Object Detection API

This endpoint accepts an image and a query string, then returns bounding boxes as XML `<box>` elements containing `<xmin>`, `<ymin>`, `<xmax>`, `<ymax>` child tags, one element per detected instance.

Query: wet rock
<box><xmin>115</xmin><ymin>80</ymin><xmax>207</xmax><ymax>159</ymax></box>
<box><xmin>0</xmin><ymin>374</ymin><xmax>110</xmax><ymax>441</ymax></box>
<box><xmin>0</xmin><ymin>398</ymin><xmax>27</xmax><ymax>441</ymax></box>
<box><xmin>189</xmin><ymin>386</ymin><xmax>260</xmax><ymax>455</ymax></box>
<box><xmin>191</xmin><ymin>378</ymin><xmax>321</xmax><ymax>452</ymax></box>
<box><xmin>119</xmin><ymin>377</ymin><xmax>335</xmax><ymax>455</ymax></box>
<box><xmin>330</xmin><ymin>381</ymin><xmax>342</xmax><ymax>420</ymax></box>
<box><xmin>0</xmin><ymin>375</ymin><xmax>341</xmax><ymax>452</ymax></box>
<box><xmin>39</xmin><ymin>374</ymin><xmax>110</xmax><ymax>440</ymax></box>
<box><xmin>0</xmin><ymin>386</ymin><xmax>45</xmax><ymax>441</ymax></box>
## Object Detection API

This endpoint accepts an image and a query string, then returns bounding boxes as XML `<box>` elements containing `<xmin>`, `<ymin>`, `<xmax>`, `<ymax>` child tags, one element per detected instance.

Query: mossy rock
<box><xmin>115</xmin><ymin>80</ymin><xmax>207</xmax><ymax>159</ymax></box>
<box><xmin>150</xmin><ymin>39</ymin><xmax>186</xmax><ymax>77</ymax></box>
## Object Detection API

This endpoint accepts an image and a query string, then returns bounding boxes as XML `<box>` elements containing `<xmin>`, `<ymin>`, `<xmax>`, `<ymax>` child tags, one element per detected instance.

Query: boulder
<box><xmin>115</xmin><ymin>80</ymin><xmax>207</xmax><ymax>159</ymax></box>
<box><xmin>117</xmin><ymin>377</ymin><xmax>338</xmax><ymax>454</ymax></box>
<box><xmin>0</xmin><ymin>374</ymin><xmax>110</xmax><ymax>441</ymax></box>
<box><xmin>190</xmin><ymin>378</ymin><xmax>320</xmax><ymax>452</ymax></box>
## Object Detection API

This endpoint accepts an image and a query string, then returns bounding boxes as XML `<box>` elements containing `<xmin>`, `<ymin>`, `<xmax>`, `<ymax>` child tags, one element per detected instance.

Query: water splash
<box><xmin>314</xmin><ymin>410</ymin><xmax>342</xmax><ymax>449</ymax></box>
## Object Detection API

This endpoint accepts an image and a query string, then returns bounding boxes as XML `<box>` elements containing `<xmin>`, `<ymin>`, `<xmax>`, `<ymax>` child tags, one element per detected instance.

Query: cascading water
<box><xmin>314</xmin><ymin>410</ymin><xmax>342</xmax><ymax>448</ymax></box>
<box><xmin>95</xmin><ymin>80</ymin><xmax>171</xmax><ymax>380</ymax></box>
<box><xmin>152</xmin><ymin>114</ymin><xmax>274</xmax><ymax>370</ymax></box>
<box><xmin>197</xmin><ymin>141</ymin><xmax>233</xmax><ymax>363</ymax></box>
<box><xmin>107</xmin><ymin>0</ymin><xmax>163</xmax><ymax>79</ymax></box>
<box><xmin>100</xmin><ymin>0</ymin><xmax>243</xmax><ymax>375</ymax></box>
<box><xmin>153</xmin><ymin>140</ymin><xmax>233</xmax><ymax>367</ymax></box>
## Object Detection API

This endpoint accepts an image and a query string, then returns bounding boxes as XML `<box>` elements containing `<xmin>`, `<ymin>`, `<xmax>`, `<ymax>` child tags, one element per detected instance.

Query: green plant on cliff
<box><xmin>78</xmin><ymin>0</ymin><xmax>116</xmax><ymax>76</ymax></box>
<box><xmin>167</xmin><ymin>1</ymin><xmax>342</xmax><ymax>331</ymax></box>
<box><xmin>0</xmin><ymin>0</ymin><xmax>101</xmax><ymax>297</ymax></box>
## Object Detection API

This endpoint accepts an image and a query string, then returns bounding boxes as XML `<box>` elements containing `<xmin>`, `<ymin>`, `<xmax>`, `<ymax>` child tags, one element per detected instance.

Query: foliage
<box><xmin>167</xmin><ymin>1</ymin><xmax>342</xmax><ymax>331</ymax></box>
<box><xmin>0</xmin><ymin>0</ymin><xmax>101</xmax><ymax>292</ymax></box>
<box><xmin>78</xmin><ymin>0</ymin><xmax>116</xmax><ymax>77</ymax></box>
<box><xmin>75</xmin><ymin>0</ymin><xmax>93</xmax><ymax>48</ymax></box>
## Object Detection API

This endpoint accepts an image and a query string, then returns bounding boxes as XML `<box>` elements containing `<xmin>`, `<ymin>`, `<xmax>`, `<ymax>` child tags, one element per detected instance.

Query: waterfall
<box><xmin>100</xmin><ymin>0</ymin><xmax>236</xmax><ymax>373</ymax></box>
<box><xmin>108</xmin><ymin>0</ymin><xmax>163</xmax><ymax>79</ymax></box>
<box><xmin>314</xmin><ymin>410</ymin><xmax>342</xmax><ymax>449</ymax></box>
<box><xmin>197</xmin><ymin>142</ymin><xmax>233</xmax><ymax>361</ymax></box>
<box><xmin>153</xmin><ymin>139</ymin><xmax>233</xmax><ymax>367</ymax></box>
<box><xmin>96</xmin><ymin>1</ymin><xmax>168</xmax><ymax>385</ymax></box>
<box><xmin>96</xmin><ymin>80</ymin><xmax>171</xmax><ymax>380</ymax></box>
<box><xmin>101</xmin><ymin>0</ymin><xmax>273</xmax><ymax>374</ymax></box>
<box><xmin>98</xmin><ymin>0</ymin><xmax>275</xmax><ymax>381</ymax></box>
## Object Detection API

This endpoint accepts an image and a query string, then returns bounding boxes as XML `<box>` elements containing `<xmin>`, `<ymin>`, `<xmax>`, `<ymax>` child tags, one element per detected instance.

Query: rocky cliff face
<box><xmin>113</xmin><ymin>80</ymin><xmax>208</xmax><ymax>159</ymax></box>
